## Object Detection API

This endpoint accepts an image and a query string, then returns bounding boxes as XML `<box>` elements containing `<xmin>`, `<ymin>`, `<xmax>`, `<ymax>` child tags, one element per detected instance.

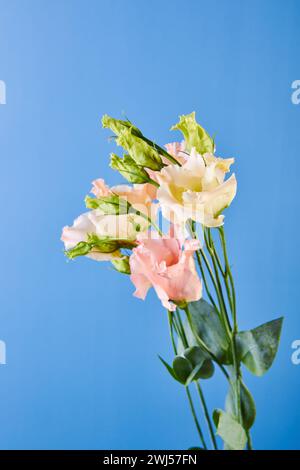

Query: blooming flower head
<box><xmin>164</xmin><ymin>141</ymin><xmax>187</xmax><ymax>165</ymax></box>
<box><xmin>129</xmin><ymin>234</ymin><xmax>202</xmax><ymax>311</ymax></box>
<box><xmin>156</xmin><ymin>149</ymin><xmax>237</xmax><ymax>227</ymax></box>
<box><xmin>61</xmin><ymin>178</ymin><xmax>158</xmax><ymax>261</ymax></box>
<box><xmin>91</xmin><ymin>179</ymin><xmax>157</xmax><ymax>219</ymax></box>
<box><xmin>61</xmin><ymin>212</ymin><xmax>122</xmax><ymax>261</ymax></box>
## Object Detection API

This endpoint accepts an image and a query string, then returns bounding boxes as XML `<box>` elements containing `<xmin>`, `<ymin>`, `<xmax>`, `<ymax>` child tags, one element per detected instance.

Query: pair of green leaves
<box><xmin>159</xmin><ymin>345</ymin><xmax>214</xmax><ymax>387</ymax></box>
<box><xmin>187</xmin><ymin>299</ymin><xmax>283</xmax><ymax>377</ymax></box>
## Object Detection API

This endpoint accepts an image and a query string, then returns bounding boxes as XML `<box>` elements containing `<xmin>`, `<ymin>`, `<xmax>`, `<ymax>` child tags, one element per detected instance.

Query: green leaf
<box><xmin>110</xmin><ymin>153</ymin><xmax>150</xmax><ymax>184</ymax></box>
<box><xmin>184</xmin><ymin>363</ymin><xmax>205</xmax><ymax>386</ymax></box>
<box><xmin>225</xmin><ymin>380</ymin><xmax>256</xmax><ymax>430</ymax></box>
<box><xmin>197</xmin><ymin>360</ymin><xmax>215</xmax><ymax>379</ymax></box>
<box><xmin>183</xmin><ymin>346</ymin><xmax>214</xmax><ymax>381</ymax></box>
<box><xmin>85</xmin><ymin>194</ymin><xmax>131</xmax><ymax>215</ymax></box>
<box><xmin>213</xmin><ymin>409</ymin><xmax>247</xmax><ymax>450</ymax></box>
<box><xmin>171</xmin><ymin>112</ymin><xmax>214</xmax><ymax>154</ymax></box>
<box><xmin>183</xmin><ymin>346</ymin><xmax>206</xmax><ymax>367</ymax></box>
<box><xmin>236</xmin><ymin>317</ymin><xmax>283</xmax><ymax>376</ymax></box>
<box><xmin>116</xmin><ymin>127</ymin><xmax>163</xmax><ymax>171</ymax></box>
<box><xmin>172</xmin><ymin>356</ymin><xmax>193</xmax><ymax>384</ymax></box>
<box><xmin>187</xmin><ymin>299</ymin><xmax>231</xmax><ymax>364</ymax></box>
<box><xmin>158</xmin><ymin>355</ymin><xmax>178</xmax><ymax>381</ymax></box>
<box><xmin>111</xmin><ymin>256</ymin><xmax>131</xmax><ymax>274</ymax></box>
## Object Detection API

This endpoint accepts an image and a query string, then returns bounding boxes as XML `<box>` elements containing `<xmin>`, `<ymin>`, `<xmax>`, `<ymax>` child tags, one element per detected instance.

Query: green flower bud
<box><xmin>65</xmin><ymin>234</ymin><xmax>135</xmax><ymax>260</ymax></box>
<box><xmin>116</xmin><ymin>127</ymin><xmax>163</xmax><ymax>171</ymax></box>
<box><xmin>110</xmin><ymin>153</ymin><xmax>150</xmax><ymax>184</ymax></box>
<box><xmin>64</xmin><ymin>241</ymin><xmax>92</xmax><ymax>259</ymax></box>
<box><xmin>86</xmin><ymin>234</ymin><xmax>121</xmax><ymax>253</ymax></box>
<box><xmin>85</xmin><ymin>194</ymin><xmax>131</xmax><ymax>215</ymax></box>
<box><xmin>102</xmin><ymin>115</ymin><xmax>142</xmax><ymax>137</ymax></box>
<box><xmin>111</xmin><ymin>256</ymin><xmax>131</xmax><ymax>275</ymax></box>
<box><xmin>171</xmin><ymin>111</ymin><xmax>214</xmax><ymax>155</ymax></box>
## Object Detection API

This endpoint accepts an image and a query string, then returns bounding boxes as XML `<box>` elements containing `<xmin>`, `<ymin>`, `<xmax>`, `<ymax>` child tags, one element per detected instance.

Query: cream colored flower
<box><xmin>156</xmin><ymin>149</ymin><xmax>237</xmax><ymax>227</ymax></box>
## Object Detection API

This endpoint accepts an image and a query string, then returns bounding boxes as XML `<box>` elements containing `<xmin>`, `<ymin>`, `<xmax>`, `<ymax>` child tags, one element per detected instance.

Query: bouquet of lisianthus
<box><xmin>61</xmin><ymin>112</ymin><xmax>283</xmax><ymax>450</ymax></box>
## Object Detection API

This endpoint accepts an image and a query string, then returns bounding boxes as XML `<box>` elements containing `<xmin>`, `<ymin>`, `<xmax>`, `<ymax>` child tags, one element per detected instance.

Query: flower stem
<box><xmin>143</xmin><ymin>137</ymin><xmax>182</xmax><ymax>166</ymax></box>
<box><xmin>190</xmin><ymin>222</ymin><xmax>218</xmax><ymax>311</ymax></box>
<box><xmin>217</xmin><ymin>227</ymin><xmax>242</xmax><ymax>424</ymax></box>
<box><xmin>204</xmin><ymin>228</ymin><xmax>232</xmax><ymax>336</ymax></box>
<box><xmin>217</xmin><ymin>227</ymin><xmax>253</xmax><ymax>449</ymax></box>
<box><xmin>133</xmin><ymin>209</ymin><xmax>163</xmax><ymax>237</ymax></box>
<box><xmin>195</xmin><ymin>382</ymin><xmax>218</xmax><ymax>450</ymax></box>
<box><xmin>167</xmin><ymin>311</ymin><xmax>207</xmax><ymax>449</ymax></box>
<box><xmin>148</xmin><ymin>178</ymin><xmax>159</xmax><ymax>188</ymax></box>
<box><xmin>188</xmin><ymin>221</ymin><xmax>231</xmax><ymax>339</ymax></box>
<box><xmin>176</xmin><ymin>307</ymin><xmax>218</xmax><ymax>450</ymax></box>
<box><xmin>185</xmin><ymin>387</ymin><xmax>207</xmax><ymax>450</ymax></box>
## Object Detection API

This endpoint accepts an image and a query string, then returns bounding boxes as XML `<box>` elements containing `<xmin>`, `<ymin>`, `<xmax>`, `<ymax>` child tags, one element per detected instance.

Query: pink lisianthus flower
<box><xmin>91</xmin><ymin>179</ymin><xmax>157</xmax><ymax>219</ymax></box>
<box><xmin>129</xmin><ymin>234</ymin><xmax>202</xmax><ymax>311</ymax></box>
<box><xmin>164</xmin><ymin>141</ymin><xmax>187</xmax><ymax>164</ymax></box>
<box><xmin>90</xmin><ymin>178</ymin><xmax>111</xmax><ymax>197</ymax></box>
<box><xmin>147</xmin><ymin>141</ymin><xmax>187</xmax><ymax>184</ymax></box>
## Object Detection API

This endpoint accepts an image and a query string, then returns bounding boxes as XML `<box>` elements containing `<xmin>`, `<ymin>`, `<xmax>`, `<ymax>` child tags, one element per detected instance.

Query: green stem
<box><xmin>168</xmin><ymin>311</ymin><xmax>177</xmax><ymax>354</ymax></box>
<box><xmin>205</xmin><ymin>228</ymin><xmax>232</xmax><ymax>335</ymax></box>
<box><xmin>175</xmin><ymin>309</ymin><xmax>189</xmax><ymax>348</ymax></box>
<box><xmin>218</xmin><ymin>227</ymin><xmax>236</xmax><ymax>321</ymax></box>
<box><xmin>175</xmin><ymin>309</ymin><xmax>218</xmax><ymax>450</ymax></box>
<box><xmin>185</xmin><ymin>387</ymin><xmax>207</xmax><ymax>450</ymax></box>
<box><xmin>217</xmin><ymin>227</ymin><xmax>253</xmax><ymax>449</ymax></box>
<box><xmin>206</xmin><ymin>229</ymin><xmax>225</xmax><ymax>277</ymax></box>
<box><xmin>246</xmin><ymin>431</ymin><xmax>253</xmax><ymax>450</ymax></box>
<box><xmin>195</xmin><ymin>382</ymin><xmax>218</xmax><ymax>450</ymax></box>
<box><xmin>190</xmin><ymin>222</ymin><xmax>218</xmax><ymax>311</ymax></box>
<box><xmin>134</xmin><ymin>209</ymin><xmax>163</xmax><ymax>237</ymax></box>
<box><xmin>143</xmin><ymin>136</ymin><xmax>182</xmax><ymax>166</ymax></box>
<box><xmin>217</xmin><ymin>227</ymin><xmax>241</xmax><ymax>421</ymax></box>
<box><xmin>167</xmin><ymin>311</ymin><xmax>207</xmax><ymax>450</ymax></box>
<box><xmin>188</xmin><ymin>221</ymin><xmax>231</xmax><ymax>338</ymax></box>
<box><xmin>147</xmin><ymin>178</ymin><xmax>159</xmax><ymax>188</ymax></box>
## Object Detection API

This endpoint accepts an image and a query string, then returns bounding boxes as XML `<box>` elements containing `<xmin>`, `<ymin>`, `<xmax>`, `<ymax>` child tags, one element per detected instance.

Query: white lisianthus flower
<box><xmin>61</xmin><ymin>210</ymin><xmax>152</xmax><ymax>261</ymax></box>
<box><xmin>156</xmin><ymin>149</ymin><xmax>237</xmax><ymax>227</ymax></box>
<box><xmin>61</xmin><ymin>212</ymin><xmax>120</xmax><ymax>261</ymax></box>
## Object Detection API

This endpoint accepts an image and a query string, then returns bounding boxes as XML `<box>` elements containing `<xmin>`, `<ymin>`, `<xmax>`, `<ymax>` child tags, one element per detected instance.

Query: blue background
<box><xmin>0</xmin><ymin>0</ymin><xmax>299</xmax><ymax>450</ymax></box>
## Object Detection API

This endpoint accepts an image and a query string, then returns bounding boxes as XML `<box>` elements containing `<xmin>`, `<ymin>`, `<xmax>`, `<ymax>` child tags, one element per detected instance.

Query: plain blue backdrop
<box><xmin>0</xmin><ymin>0</ymin><xmax>299</xmax><ymax>450</ymax></box>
